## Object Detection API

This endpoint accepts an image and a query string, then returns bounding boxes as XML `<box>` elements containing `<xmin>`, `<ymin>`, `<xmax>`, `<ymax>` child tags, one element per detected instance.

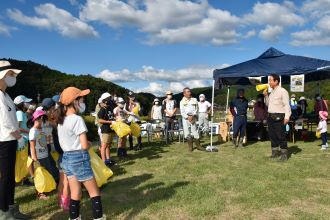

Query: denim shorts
<box><xmin>61</xmin><ymin>150</ymin><xmax>94</xmax><ymax>182</ymax></box>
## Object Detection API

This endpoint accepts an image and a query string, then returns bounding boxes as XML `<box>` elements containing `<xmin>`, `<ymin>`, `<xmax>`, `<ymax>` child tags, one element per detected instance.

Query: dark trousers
<box><xmin>321</xmin><ymin>132</ymin><xmax>328</xmax><ymax>145</ymax></box>
<box><xmin>129</xmin><ymin>135</ymin><xmax>142</xmax><ymax>148</ymax></box>
<box><xmin>0</xmin><ymin>140</ymin><xmax>17</xmax><ymax>211</ymax></box>
<box><xmin>267</xmin><ymin>117</ymin><xmax>288</xmax><ymax>149</ymax></box>
<box><xmin>233</xmin><ymin>116</ymin><xmax>247</xmax><ymax>139</ymax></box>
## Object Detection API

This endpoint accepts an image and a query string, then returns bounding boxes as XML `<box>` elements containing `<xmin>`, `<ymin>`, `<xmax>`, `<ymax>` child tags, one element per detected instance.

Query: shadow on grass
<box><xmin>288</xmin><ymin>145</ymin><xmax>302</xmax><ymax>158</ymax></box>
<box><xmin>48</xmin><ymin>173</ymin><xmax>190</xmax><ymax>219</ymax></box>
<box><xmin>126</xmin><ymin>140</ymin><xmax>169</xmax><ymax>161</ymax></box>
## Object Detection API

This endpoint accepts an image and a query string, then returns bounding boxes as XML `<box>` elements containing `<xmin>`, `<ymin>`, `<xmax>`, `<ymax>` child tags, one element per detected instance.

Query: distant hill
<box><xmin>3</xmin><ymin>58</ymin><xmax>155</xmax><ymax>114</ymax></box>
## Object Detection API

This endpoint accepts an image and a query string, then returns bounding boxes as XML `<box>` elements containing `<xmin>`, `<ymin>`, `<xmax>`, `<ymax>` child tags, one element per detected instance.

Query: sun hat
<box><xmin>14</xmin><ymin>95</ymin><xmax>32</xmax><ymax>105</ymax></box>
<box><xmin>166</xmin><ymin>91</ymin><xmax>173</xmax><ymax>95</ymax></box>
<box><xmin>199</xmin><ymin>94</ymin><xmax>205</xmax><ymax>98</ymax></box>
<box><xmin>52</xmin><ymin>95</ymin><xmax>60</xmax><ymax>103</ymax></box>
<box><xmin>291</xmin><ymin>94</ymin><xmax>296</xmax><ymax>98</ymax></box>
<box><xmin>319</xmin><ymin>111</ymin><xmax>328</xmax><ymax>120</ymax></box>
<box><xmin>299</xmin><ymin>96</ymin><xmax>306</xmax><ymax>101</ymax></box>
<box><xmin>32</xmin><ymin>110</ymin><xmax>46</xmax><ymax>122</ymax></box>
<box><xmin>98</xmin><ymin>97</ymin><xmax>103</xmax><ymax>104</ymax></box>
<box><xmin>99</xmin><ymin>92</ymin><xmax>111</xmax><ymax>102</ymax></box>
<box><xmin>60</xmin><ymin>87</ymin><xmax>90</xmax><ymax>105</ymax></box>
<box><xmin>0</xmin><ymin>60</ymin><xmax>21</xmax><ymax>79</ymax></box>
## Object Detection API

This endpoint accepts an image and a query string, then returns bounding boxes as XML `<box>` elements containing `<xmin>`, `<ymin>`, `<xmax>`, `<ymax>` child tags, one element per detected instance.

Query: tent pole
<box><xmin>210</xmin><ymin>80</ymin><xmax>215</xmax><ymax>148</ymax></box>
<box><xmin>225</xmin><ymin>86</ymin><xmax>230</xmax><ymax>115</ymax></box>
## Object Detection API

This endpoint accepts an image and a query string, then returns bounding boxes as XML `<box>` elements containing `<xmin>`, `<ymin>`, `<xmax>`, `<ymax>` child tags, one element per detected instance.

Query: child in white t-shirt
<box><xmin>114</xmin><ymin>97</ymin><xmax>130</xmax><ymax>159</ymax></box>
<box><xmin>317</xmin><ymin>111</ymin><xmax>328</xmax><ymax>150</ymax></box>
<box><xmin>54</xmin><ymin>87</ymin><xmax>105</xmax><ymax>220</ymax></box>
<box><xmin>29</xmin><ymin>110</ymin><xmax>59</xmax><ymax>199</ymax></box>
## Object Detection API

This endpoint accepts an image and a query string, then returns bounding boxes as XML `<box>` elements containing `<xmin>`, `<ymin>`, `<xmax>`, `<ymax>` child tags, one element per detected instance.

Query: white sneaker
<box><xmin>326</xmin><ymin>143</ymin><xmax>329</xmax><ymax>148</ymax></box>
<box><xmin>320</xmin><ymin>145</ymin><xmax>327</xmax><ymax>151</ymax></box>
<box><xmin>69</xmin><ymin>216</ymin><xmax>81</xmax><ymax>220</ymax></box>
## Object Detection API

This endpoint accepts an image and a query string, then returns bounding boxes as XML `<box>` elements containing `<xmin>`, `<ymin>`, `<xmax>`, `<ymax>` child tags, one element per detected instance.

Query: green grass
<box><xmin>15</xmin><ymin>138</ymin><xmax>330</xmax><ymax>220</ymax></box>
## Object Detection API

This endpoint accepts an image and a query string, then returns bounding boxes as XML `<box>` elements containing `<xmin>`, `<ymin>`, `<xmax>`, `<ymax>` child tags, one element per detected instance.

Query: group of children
<box><xmin>14</xmin><ymin>87</ymin><xmax>106</xmax><ymax>220</ymax></box>
<box><xmin>95</xmin><ymin>91</ymin><xmax>143</xmax><ymax>167</ymax></box>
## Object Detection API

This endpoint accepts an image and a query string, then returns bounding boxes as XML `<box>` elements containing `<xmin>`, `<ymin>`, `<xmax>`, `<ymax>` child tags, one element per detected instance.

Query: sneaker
<box><xmin>326</xmin><ymin>143</ymin><xmax>329</xmax><ymax>148</ymax></box>
<box><xmin>8</xmin><ymin>204</ymin><xmax>31</xmax><ymax>219</ymax></box>
<box><xmin>320</xmin><ymin>146</ymin><xmax>327</xmax><ymax>151</ymax></box>
<box><xmin>94</xmin><ymin>214</ymin><xmax>107</xmax><ymax>220</ymax></box>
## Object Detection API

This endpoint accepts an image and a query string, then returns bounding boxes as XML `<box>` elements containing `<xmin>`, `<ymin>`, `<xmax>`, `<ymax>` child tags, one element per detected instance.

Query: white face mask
<box><xmin>118</xmin><ymin>103</ymin><xmax>124</xmax><ymax>108</ymax></box>
<box><xmin>155</xmin><ymin>102</ymin><xmax>159</xmax><ymax>105</ymax></box>
<box><xmin>4</xmin><ymin>76</ymin><xmax>16</xmax><ymax>87</ymax></box>
<box><xmin>167</xmin><ymin>95</ymin><xmax>172</xmax><ymax>99</ymax></box>
<box><xmin>200</xmin><ymin>98</ymin><xmax>205</xmax><ymax>102</ymax></box>
<box><xmin>76</xmin><ymin>102</ymin><xmax>86</xmax><ymax>113</ymax></box>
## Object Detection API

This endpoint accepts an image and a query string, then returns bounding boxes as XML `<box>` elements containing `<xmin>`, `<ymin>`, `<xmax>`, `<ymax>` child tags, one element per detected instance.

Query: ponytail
<box><xmin>53</xmin><ymin>103</ymin><xmax>67</xmax><ymax>125</ymax></box>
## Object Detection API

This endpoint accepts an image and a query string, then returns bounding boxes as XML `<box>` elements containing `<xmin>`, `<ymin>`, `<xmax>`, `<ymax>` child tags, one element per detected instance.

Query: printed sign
<box><xmin>290</xmin><ymin>74</ymin><xmax>304</xmax><ymax>92</ymax></box>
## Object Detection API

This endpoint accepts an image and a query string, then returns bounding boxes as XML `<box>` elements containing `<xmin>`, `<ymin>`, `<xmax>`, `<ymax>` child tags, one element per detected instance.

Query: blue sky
<box><xmin>0</xmin><ymin>0</ymin><xmax>329</xmax><ymax>96</ymax></box>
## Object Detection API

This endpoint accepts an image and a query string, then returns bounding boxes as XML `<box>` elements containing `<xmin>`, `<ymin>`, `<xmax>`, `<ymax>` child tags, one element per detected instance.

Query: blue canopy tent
<box><xmin>213</xmin><ymin>47</ymin><xmax>330</xmax><ymax>87</ymax></box>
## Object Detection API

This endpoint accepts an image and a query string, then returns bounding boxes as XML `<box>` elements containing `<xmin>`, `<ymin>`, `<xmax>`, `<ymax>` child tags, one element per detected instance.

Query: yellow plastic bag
<box><xmin>111</xmin><ymin>121</ymin><xmax>131</xmax><ymax>138</ymax></box>
<box><xmin>130</xmin><ymin>123</ymin><xmax>141</xmax><ymax>137</ymax></box>
<box><xmin>89</xmin><ymin>148</ymin><xmax>113</xmax><ymax>187</ymax></box>
<box><xmin>34</xmin><ymin>166</ymin><xmax>56</xmax><ymax>193</ymax></box>
<box><xmin>316</xmin><ymin>130</ymin><xmax>321</xmax><ymax>139</ymax></box>
<box><xmin>51</xmin><ymin>151</ymin><xmax>60</xmax><ymax>162</ymax></box>
<box><xmin>15</xmin><ymin>146</ymin><xmax>29</xmax><ymax>183</ymax></box>
<box><xmin>132</xmin><ymin>105</ymin><xmax>140</xmax><ymax>116</ymax></box>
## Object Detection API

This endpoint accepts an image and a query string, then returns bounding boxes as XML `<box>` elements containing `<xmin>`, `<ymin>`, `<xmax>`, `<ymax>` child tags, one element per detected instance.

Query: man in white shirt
<box><xmin>198</xmin><ymin>94</ymin><xmax>211</xmax><ymax>136</ymax></box>
<box><xmin>180</xmin><ymin>88</ymin><xmax>204</xmax><ymax>152</ymax></box>
<box><xmin>264</xmin><ymin>74</ymin><xmax>291</xmax><ymax>161</ymax></box>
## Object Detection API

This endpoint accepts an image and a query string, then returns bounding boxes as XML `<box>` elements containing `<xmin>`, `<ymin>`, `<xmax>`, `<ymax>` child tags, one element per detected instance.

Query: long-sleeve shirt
<box><xmin>180</xmin><ymin>97</ymin><xmax>198</xmax><ymax>119</ymax></box>
<box><xmin>0</xmin><ymin>91</ymin><xmax>19</xmax><ymax>141</ymax></box>
<box><xmin>265</xmin><ymin>86</ymin><xmax>291</xmax><ymax>120</ymax></box>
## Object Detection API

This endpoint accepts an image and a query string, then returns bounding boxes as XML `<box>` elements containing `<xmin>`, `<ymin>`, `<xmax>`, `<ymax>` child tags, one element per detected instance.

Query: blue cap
<box><xmin>52</xmin><ymin>95</ymin><xmax>60</xmax><ymax>103</ymax></box>
<box><xmin>41</xmin><ymin>98</ymin><xmax>55</xmax><ymax>109</ymax></box>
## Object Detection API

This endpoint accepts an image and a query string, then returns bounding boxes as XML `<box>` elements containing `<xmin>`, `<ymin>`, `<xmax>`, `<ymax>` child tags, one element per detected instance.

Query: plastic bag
<box><xmin>130</xmin><ymin>123</ymin><xmax>141</xmax><ymax>137</ymax></box>
<box><xmin>15</xmin><ymin>146</ymin><xmax>29</xmax><ymax>183</ymax></box>
<box><xmin>111</xmin><ymin>121</ymin><xmax>131</xmax><ymax>138</ymax></box>
<box><xmin>34</xmin><ymin>166</ymin><xmax>56</xmax><ymax>193</ymax></box>
<box><xmin>89</xmin><ymin>148</ymin><xmax>113</xmax><ymax>187</ymax></box>
<box><xmin>316</xmin><ymin>130</ymin><xmax>321</xmax><ymax>139</ymax></box>
<box><xmin>51</xmin><ymin>151</ymin><xmax>60</xmax><ymax>162</ymax></box>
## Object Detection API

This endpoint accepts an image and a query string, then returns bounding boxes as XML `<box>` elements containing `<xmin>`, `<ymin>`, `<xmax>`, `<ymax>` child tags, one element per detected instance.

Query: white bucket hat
<box><xmin>199</xmin><ymin>94</ymin><xmax>205</xmax><ymax>98</ymax></box>
<box><xmin>0</xmin><ymin>60</ymin><xmax>21</xmax><ymax>79</ymax></box>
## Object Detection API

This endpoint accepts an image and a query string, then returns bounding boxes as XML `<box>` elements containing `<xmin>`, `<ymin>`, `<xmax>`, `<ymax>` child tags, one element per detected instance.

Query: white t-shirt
<box><xmin>198</xmin><ymin>101</ymin><xmax>211</xmax><ymax>113</ymax></box>
<box><xmin>29</xmin><ymin>127</ymin><xmax>49</xmax><ymax>159</ymax></box>
<box><xmin>318</xmin><ymin>120</ymin><xmax>327</xmax><ymax>133</ymax></box>
<box><xmin>57</xmin><ymin>114</ymin><xmax>88</xmax><ymax>152</ymax></box>
<box><xmin>152</xmin><ymin>105</ymin><xmax>162</xmax><ymax>120</ymax></box>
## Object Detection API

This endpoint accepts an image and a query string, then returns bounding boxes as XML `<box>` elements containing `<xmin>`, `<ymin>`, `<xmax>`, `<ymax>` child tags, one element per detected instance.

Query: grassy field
<box><xmin>15</xmin><ymin>137</ymin><xmax>330</xmax><ymax>220</ymax></box>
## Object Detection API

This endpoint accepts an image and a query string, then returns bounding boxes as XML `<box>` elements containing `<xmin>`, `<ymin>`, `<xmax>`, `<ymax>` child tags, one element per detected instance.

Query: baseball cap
<box><xmin>60</xmin><ymin>87</ymin><xmax>90</xmax><ymax>105</ymax></box>
<box><xmin>52</xmin><ymin>95</ymin><xmax>60</xmax><ymax>103</ymax></box>
<box><xmin>42</xmin><ymin>98</ymin><xmax>55</xmax><ymax>109</ymax></box>
<box><xmin>14</xmin><ymin>95</ymin><xmax>32</xmax><ymax>105</ymax></box>
<box><xmin>100</xmin><ymin>92</ymin><xmax>111</xmax><ymax>102</ymax></box>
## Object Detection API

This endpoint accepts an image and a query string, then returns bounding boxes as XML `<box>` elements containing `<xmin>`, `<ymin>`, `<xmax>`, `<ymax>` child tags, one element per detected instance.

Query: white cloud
<box><xmin>259</xmin><ymin>25</ymin><xmax>284</xmax><ymax>42</ymax></box>
<box><xmin>68</xmin><ymin>0</ymin><xmax>79</xmax><ymax>6</ymax></box>
<box><xmin>97</xmin><ymin>64</ymin><xmax>229</xmax><ymax>95</ymax></box>
<box><xmin>291</xmin><ymin>15</ymin><xmax>330</xmax><ymax>46</ymax></box>
<box><xmin>80</xmin><ymin>0</ymin><xmax>239</xmax><ymax>45</ymax></box>
<box><xmin>243</xmin><ymin>1</ymin><xmax>304</xmax><ymax>27</ymax></box>
<box><xmin>242</xmin><ymin>30</ymin><xmax>257</xmax><ymax>39</ymax></box>
<box><xmin>301</xmin><ymin>0</ymin><xmax>330</xmax><ymax>18</ymax></box>
<box><xmin>0</xmin><ymin>21</ymin><xmax>14</xmax><ymax>36</ymax></box>
<box><xmin>7</xmin><ymin>3</ymin><xmax>98</xmax><ymax>38</ymax></box>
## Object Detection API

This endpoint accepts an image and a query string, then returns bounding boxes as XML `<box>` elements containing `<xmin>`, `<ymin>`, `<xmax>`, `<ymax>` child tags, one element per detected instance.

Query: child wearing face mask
<box><xmin>151</xmin><ymin>98</ymin><xmax>162</xmax><ymax>120</ymax></box>
<box><xmin>29</xmin><ymin>110</ymin><xmax>59</xmax><ymax>200</ymax></box>
<box><xmin>54</xmin><ymin>87</ymin><xmax>105</xmax><ymax>220</ymax></box>
<box><xmin>114</xmin><ymin>97</ymin><xmax>130</xmax><ymax>158</ymax></box>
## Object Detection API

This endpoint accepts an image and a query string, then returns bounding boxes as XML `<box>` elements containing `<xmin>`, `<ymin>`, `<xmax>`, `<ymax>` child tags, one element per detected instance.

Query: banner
<box><xmin>290</xmin><ymin>74</ymin><xmax>304</xmax><ymax>92</ymax></box>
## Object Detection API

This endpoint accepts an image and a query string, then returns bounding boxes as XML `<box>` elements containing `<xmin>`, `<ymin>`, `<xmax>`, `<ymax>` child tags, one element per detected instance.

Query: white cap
<box><xmin>98</xmin><ymin>98</ymin><xmax>103</xmax><ymax>104</ymax></box>
<box><xmin>14</xmin><ymin>95</ymin><xmax>32</xmax><ymax>105</ymax></box>
<box><xmin>154</xmin><ymin>98</ymin><xmax>160</xmax><ymax>102</ymax></box>
<box><xmin>99</xmin><ymin>92</ymin><xmax>111</xmax><ymax>102</ymax></box>
<box><xmin>199</xmin><ymin>94</ymin><xmax>205</xmax><ymax>98</ymax></box>
<box><xmin>117</xmin><ymin>97</ymin><xmax>125</xmax><ymax>103</ymax></box>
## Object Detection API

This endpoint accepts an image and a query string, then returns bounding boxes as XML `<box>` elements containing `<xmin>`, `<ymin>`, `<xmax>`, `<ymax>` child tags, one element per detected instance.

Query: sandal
<box><xmin>37</xmin><ymin>193</ymin><xmax>49</xmax><ymax>200</ymax></box>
